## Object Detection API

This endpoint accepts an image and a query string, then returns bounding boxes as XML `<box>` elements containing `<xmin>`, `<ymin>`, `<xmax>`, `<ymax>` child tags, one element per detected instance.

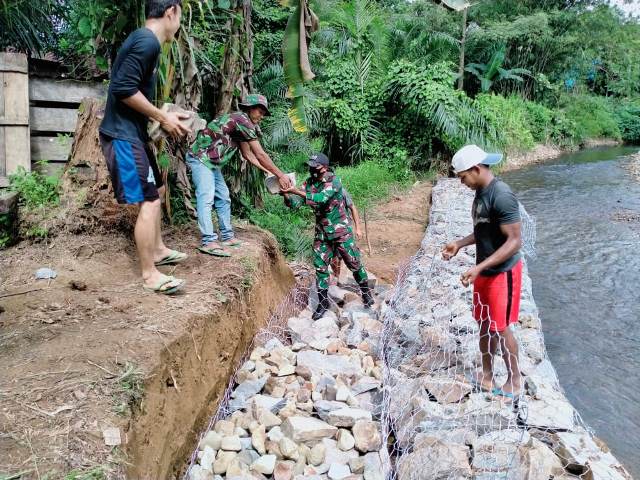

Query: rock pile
<box><xmin>187</xmin><ymin>276</ymin><xmax>391</xmax><ymax>480</ymax></box>
<box><xmin>381</xmin><ymin>179</ymin><xmax>632</xmax><ymax>480</ymax></box>
<box><xmin>187</xmin><ymin>178</ymin><xmax>632</xmax><ymax>480</ymax></box>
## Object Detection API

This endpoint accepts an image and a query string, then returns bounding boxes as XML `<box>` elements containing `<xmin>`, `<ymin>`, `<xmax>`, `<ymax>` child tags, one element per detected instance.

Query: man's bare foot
<box><xmin>471</xmin><ymin>370</ymin><xmax>495</xmax><ymax>392</ymax></box>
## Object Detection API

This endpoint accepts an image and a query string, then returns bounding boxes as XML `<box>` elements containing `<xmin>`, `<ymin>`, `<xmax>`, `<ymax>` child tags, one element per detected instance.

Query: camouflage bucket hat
<box><xmin>239</xmin><ymin>93</ymin><xmax>271</xmax><ymax>116</ymax></box>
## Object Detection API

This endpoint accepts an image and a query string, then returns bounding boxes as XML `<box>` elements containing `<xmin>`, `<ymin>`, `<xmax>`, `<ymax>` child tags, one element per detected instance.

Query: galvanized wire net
<box><xmin>378</xmin><ymin>179</ymin><xmax>631</xmax><ymax>480</ymax></box>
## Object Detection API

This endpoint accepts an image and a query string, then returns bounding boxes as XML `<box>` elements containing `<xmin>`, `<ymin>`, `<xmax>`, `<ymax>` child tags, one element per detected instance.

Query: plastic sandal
<box><xmin>155</xmin><ymin>250</ymin><xmax>188</xmax><ymax>266</ymax></box>
<box><xmin>143</xmin><ymin>275</ymin><xmax>185</xmax><ymax>295</ymax></box>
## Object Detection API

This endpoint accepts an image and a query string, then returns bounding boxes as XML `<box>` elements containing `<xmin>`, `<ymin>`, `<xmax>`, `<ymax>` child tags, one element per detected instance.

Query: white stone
<box><xmin>279</xmin><ymin>437</ymin><xmax>300</xmax><ymax>461</ymax></box>
<box><xmin>296</xmin><ymin>351</ymin><xmax>362</xmax><ymax>377</ymax></box>
<box><xmin>213</xmin><ymin>451</ymin><xmax>237</xmax><ymax>474</ymax></box>
<box><xmin>188</xmin><ymin>465</ymin><xmax>211</xmax><ymax>480</ymax></box>
<box><xmin>264</xmin><ymin>337</ymin><xmax>286</xmax><ymax>352</ymax></box>
<box><xmin>200</xmin><ymin>431</ymin><xmax>223</xmax><ymax>451</ymax></box>
<box><xmin>281</xmin><ymin>416</ymin><xmax>338</xmax><ymax>443</ymax></box>
<box><xmin>252</xmin><ymin>424</ymin><xmax>266</xmax><ymax>455</ymax></box>
<box><xmin>327</xmin><ymin>463</ymin><xmax>351</xmax><ymax>480</ymax></box>
<box><xmin>352</xmin><ymin>421</ymin><xmax>382</xmax><ymax>453</ymax></box>
<box><xmin>308</xmin><ymin>443</ymin><xmax>327</xmax><ymax>466</ymax></box>
<box><xmin>337</xmin><ymin>429</ymin><xmax>355</xmax><ymax>451</ymax></box>
<box><xmin>251</xmin><ymin>454</ymin><xmax>277</xmax><ymax>475</ymax></box>
<box><xmin>200</xmin><ymin>445</ymin><xmax>217</xmax><ymax>471</ymax></box>
<box><xmin>102</xmin><ymin>427</ymin><xmax>121</xmax><ymax>446</ymax></box>
<box><xmin>268</xmin><ymin>426</ymin><xmax>285</xmax><ymax>442</ymax></box>
<box><xmin>396</xmin><ymin>440</ymin><xmax>471</xmax><ymax>479</ymax></box>
<box><xmin>363</xmin><ymin>452</ymin><xmax>385</xmax><ymax>480</ymax></box>
<box><xmin>221</xmin><ymin>435</ymin><xmax>242</xmax><ymax>451</ymax></box>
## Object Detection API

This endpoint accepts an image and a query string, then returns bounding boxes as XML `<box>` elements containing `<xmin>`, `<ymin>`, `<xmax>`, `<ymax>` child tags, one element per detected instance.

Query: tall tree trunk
<box><xmin>457</xmin><ymin>7</ymin><xmax>467</xmax><ymax>91</ymax></box>
<box><xmin>216</xmin><ymin>0</ymin><xmax>254</xmax><ymax>114</ymax></box>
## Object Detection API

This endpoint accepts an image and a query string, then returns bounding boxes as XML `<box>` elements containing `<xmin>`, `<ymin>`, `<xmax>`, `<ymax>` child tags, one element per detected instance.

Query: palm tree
<box><xmin>0</xmin><ymin>0</ymin><xmax>62</xmax><ymax>54</ymax></box>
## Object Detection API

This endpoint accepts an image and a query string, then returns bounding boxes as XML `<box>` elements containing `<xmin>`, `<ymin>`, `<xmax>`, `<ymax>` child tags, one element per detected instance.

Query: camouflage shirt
<box><xmin>287</xmin><ymin>171</ymin><xmax>353</xmax><ymax>241</ymax></box>
<box><xmin>189</xmin><ymin>111</ymin><xmax>261</xmax><ymax>169</ymax></box>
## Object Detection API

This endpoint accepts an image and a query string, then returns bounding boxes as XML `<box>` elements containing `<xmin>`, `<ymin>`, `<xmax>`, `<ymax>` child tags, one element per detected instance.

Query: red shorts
<box><xmin>473</xmin><ymin>260</ymin><xmax>522</xmax><ymax>332</ymax></box>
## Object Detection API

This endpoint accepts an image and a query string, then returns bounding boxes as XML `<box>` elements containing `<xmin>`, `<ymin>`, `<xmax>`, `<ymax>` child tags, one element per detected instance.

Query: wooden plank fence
<box><xmin>0</xmin><ymin>53</ymin><xmax>30</xmax><ymax>187</ymax></box>
<box><xmin>29</xmin><ymin>77</ymin><xmax>107</xmax><ymax>174</ymax></box>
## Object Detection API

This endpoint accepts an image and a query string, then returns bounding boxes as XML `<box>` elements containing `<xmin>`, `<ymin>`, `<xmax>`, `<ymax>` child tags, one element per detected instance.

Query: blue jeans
<box><xmin>186</xmin><ymin>153</ymin><xmax>234</xmax><ymax>245</ymax></box>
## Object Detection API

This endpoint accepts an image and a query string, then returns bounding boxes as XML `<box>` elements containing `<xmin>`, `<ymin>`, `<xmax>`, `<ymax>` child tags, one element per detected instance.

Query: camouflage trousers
<box><xmin>314</xmin><ymin>234</ymin><xmax>368</xmax><ymax>290</ymax></box>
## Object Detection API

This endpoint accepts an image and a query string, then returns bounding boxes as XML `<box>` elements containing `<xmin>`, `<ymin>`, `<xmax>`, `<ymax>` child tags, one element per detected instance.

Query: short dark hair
<box><xmin>146</xmin><ymin>0</ymin><xmax>182</xmax><ymax>19</ymax></box>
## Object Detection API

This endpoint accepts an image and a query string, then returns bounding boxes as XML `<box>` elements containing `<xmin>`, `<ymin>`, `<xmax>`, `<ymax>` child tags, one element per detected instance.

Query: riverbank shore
<box><xmin>504</xmin><ymin>138</ymin><xmax>622</xmax><ymax>171</ymax></box>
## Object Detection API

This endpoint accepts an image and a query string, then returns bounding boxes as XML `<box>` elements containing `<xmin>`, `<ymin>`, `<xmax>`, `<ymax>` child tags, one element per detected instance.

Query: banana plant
<box><xmin>282</xmin><ymin>0</ymin><xmax>319</xmax><ymax>133</ymax></box>
<box><xmin>465</xmin><ymin>46</ymin><xmax>531</xmax><ymax>92</ymax></box>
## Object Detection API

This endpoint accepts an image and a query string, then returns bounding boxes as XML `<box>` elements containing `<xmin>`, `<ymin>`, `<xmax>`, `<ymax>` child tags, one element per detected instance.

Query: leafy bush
<box><xmin>614</xmin><ymin>102</ymin><xmax>640</xmax><ymax>144</ymax></box>
<box><xmin>474</xmin><ymin>94</ymin><xmax>535</xmax><ymax>151</ymax></box>
<box><xmin>560</xmin><ymin>94</ymin><xmax>621</xmax><ymax>142</ymax></box>
<box><xmin>9</xmin><ymin>166</ymin><xmax>61</xmax><ymax>210</ymax></box>
<box><xmin>382</xmin><ymin>60</ymin><xmax>496</xmax><ymax>157</ymax></box>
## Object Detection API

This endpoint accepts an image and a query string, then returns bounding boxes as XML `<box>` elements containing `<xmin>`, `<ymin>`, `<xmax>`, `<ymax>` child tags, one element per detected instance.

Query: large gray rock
<box><xmin>520</xmin><ymin>393</ymin><xmax>575</xmax><ymax>431</ymax></box>
<box><xmin>422</xmin><ymin>376</ymin><xmax>472</xmax><ymax>404</ymax></box>
<box><xmin>396</xmin><ymin>440</ymin><xmax>471</xmax><ymax>479</ymax></box>
<box><xmin>231</xmin><ymin>376</ymin><xmax>268</xmax><ymax>403</ymax></box>
<box><xmin>326</xmin><ymin>408</ymin><xmax>373</xmax><ymax>427</ymax></box>
<box><xmin>296</xmin><ymin>351</ymin><xmax>362</xmax><ymax>377</ymax></box>
<box><xmin>471</xmin><ymin>429</ymin><xmax>530</xmax><ymax>473</ymax></box>
<box><xmin>553</xmin><ymin>431</ymin><xmax>631</xmax><ymax>479</ymax></box>
<box><xmin>281</xmin><ymin>416</ymin><xmax>338</xmax><ymax>443</ymax></box>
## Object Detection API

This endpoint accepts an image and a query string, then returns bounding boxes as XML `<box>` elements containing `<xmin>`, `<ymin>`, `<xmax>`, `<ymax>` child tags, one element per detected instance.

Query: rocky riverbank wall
<box><xmin>380</xmin><ymin>178</ymin><xmax>632</xmax><ymax>479</ymax></box>
<box><xmin>183</xmin><ymin>178</ymin><xmax>632</xmax><ymax>480</ymax></box>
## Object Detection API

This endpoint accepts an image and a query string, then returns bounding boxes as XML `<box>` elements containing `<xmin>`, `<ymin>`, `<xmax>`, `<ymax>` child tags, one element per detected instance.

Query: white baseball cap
<box><xmin>451</xmin><ymin>144</ymin><xmax>503</xmax><ymax>174</ymax></box>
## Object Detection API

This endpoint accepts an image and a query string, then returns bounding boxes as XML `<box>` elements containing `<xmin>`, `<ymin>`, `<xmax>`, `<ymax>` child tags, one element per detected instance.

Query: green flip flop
<box><xmin>143</xmin><ymin>275</ymin><xmax>185</xmax><ymax>295</ymax></box>
<box><xmin>155</xmin><ymin>250</ymin><xmax>188</xmax><ymax>266</ymax></box>
<box><xmin>220</xmin><ymin>239</ymin><xmax>245</xmax><ymax>248</ymax></box>
<box><xmin>197</xmin><ymin>245</ymin><xmax>232</xmax><ymax>257</ymax></box>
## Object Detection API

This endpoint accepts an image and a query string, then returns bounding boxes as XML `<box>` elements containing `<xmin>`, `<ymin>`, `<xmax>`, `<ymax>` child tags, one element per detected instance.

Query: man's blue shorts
<box><xmin>100</xmin><ymin>134</ymin><xmax>163</xmax><ymax>205</ymax></box>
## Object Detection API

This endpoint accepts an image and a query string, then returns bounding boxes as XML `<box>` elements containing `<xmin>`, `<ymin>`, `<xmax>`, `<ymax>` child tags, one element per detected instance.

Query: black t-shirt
<box><xmin>472</xmin><ymin>178</ymin><xmax>521</xmax><ymax>276</ymax></box>
<box><xmin>99</xmin><ymin>28</ymin><xmax>161</xmax><ymax>144</ymax></box>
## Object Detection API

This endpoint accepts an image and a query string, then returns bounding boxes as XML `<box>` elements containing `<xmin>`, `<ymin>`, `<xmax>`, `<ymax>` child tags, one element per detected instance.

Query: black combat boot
<box><xmin>312</xmin><ymin>288</ymin><xmax>330</xmax><ymax>320</ymax></box>
<box><xmin>359</xmin><ymin>281</ymin><xmax>375</xmax><ymax>308</ymax></box>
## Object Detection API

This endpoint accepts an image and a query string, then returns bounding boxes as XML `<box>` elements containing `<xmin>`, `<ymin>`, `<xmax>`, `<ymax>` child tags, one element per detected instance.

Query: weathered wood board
<box><xmin>29</xmin><ymin>78</ymin><xmax>107</xmax><ymax>104</ymax></box>
<box><xmin>30</xmin><ymin>107</ymin><xmax>79</xmax><ymax>133</ymax></box>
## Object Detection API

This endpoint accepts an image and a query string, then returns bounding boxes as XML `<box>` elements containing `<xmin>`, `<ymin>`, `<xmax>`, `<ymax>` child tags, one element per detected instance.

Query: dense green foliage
<box><xmin>2</xmin><ymin>0</ymin><xmax>639</xmax><ymax>255</ymax></box>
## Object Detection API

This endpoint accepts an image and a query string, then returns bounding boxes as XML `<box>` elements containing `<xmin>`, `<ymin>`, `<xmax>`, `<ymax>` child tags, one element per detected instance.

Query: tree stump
<box><xmin>58</xmin><ymin>98</ymin><xmax>138</xmax><ymax>233</ymax></box>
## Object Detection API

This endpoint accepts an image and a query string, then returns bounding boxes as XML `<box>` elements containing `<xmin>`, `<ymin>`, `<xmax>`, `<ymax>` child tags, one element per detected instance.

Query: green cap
<box><xmin>239</xmin><ymin>93</ymin><xmax>271</xmax><ymax>116</ymax></box>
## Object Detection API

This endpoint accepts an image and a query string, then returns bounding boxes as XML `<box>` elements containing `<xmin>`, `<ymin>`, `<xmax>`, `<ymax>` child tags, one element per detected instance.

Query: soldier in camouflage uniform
<box><xmin>282</xmin><ymin>153</ymin><xmax>374</xmax><ymax>319</ymax></box>
<box><xmin>186</xmin><ymin>94</ymin><xmax>292</xmax><ymax>256</ymax></box>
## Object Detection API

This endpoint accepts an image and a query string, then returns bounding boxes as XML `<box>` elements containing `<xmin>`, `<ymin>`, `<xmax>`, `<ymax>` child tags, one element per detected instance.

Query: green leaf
<box><xmin>96</xmin><ymin>56</ymin><xmax>108</xmax><ymax>71</ymax></box>
<box><xmin>78</xmin><ymin>17</ymin><xmax>93</xmax><ymax>37</ymax></box>
<box><xmin>218</xmin><ymin>0</ymin><xmax>231</xmax><ymax>9</ymax></box>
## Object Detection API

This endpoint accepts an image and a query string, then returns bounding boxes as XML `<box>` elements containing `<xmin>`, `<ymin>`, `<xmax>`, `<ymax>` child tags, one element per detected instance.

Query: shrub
<box><xmin>614</xmin><ymin>102</ymin><xmax>640</xmax><ymax>144</ymax></box>
<box><xmin>9</xmin><ymin>165</ymin><xmax>61</xmax><ymax>210</ymax></box>
<box><xmin>560</xmin><ymin>94</ymin><xmax>621</xmax><ymax>142</ymax></box>
<box><xmin>473</xmin><ymin>94</ymin><xmax>535</xmax><ymax>151</ymax></box>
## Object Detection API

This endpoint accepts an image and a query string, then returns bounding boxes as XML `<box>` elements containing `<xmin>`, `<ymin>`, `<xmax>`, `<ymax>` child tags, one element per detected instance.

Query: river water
<box><xmin>502</xmin><ymin>146</ymin><xmax>640</xmax><ymax>477</ymax></box>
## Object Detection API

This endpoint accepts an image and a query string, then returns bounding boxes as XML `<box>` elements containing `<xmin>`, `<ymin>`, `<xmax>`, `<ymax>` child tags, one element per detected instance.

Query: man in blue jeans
<box><xmin>186</xmin><ymin>94</ymin><xmax>292</xmax><ymax>256</ymax></box>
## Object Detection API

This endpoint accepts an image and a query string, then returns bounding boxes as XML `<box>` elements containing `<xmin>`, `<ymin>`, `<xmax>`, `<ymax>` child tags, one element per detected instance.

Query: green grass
<box><xmin>113</xmin><ymin>362</ymin><xmax>144</xmax><ymax>416</ymax></box>
<box><xmin>248</xmin><ymin>159</ymin><xmax>418</xmax><ymax>260</ymax></box>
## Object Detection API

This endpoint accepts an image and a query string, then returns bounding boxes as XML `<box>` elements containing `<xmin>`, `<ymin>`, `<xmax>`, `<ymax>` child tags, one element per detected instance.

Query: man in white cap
<box><xmin>442</xmin><ymin>144</ymin><xmax>523</xmax><ymax>401</ymax></box>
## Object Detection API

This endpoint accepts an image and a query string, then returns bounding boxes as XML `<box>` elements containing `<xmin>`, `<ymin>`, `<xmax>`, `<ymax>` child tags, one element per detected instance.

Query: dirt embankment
<box><xmin>0</xmin><ymin>179</ymin><xmax>434</xmax><ymax>480</ymax></box>
<box><xmin>0</xmin><ymin>225</ymin><xmax>295</xmax><ymax>480</ymax></box>
<box><xmin>360</xmin><ymin>181</ymin><xmax>432</xmax><ymax>283</ymax></box>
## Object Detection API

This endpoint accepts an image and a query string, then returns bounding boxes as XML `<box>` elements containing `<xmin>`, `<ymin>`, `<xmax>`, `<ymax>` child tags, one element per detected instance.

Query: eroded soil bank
<box><xmin>0</xmin><ymin>225</ymin><xmax>294</xmax><ymax>479</ymax></box>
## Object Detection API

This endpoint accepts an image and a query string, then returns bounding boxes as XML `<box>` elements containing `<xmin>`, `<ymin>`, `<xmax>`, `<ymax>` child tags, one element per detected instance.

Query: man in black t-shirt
<box><xmin>100</xmin><ymin>0</ymin><xmax>191</xmax><ymax>294</ymax></box>
<box><xmin>442</xmin><ymin>144</ymin><xmax>523</xmax><ymax>401</ymax></box>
